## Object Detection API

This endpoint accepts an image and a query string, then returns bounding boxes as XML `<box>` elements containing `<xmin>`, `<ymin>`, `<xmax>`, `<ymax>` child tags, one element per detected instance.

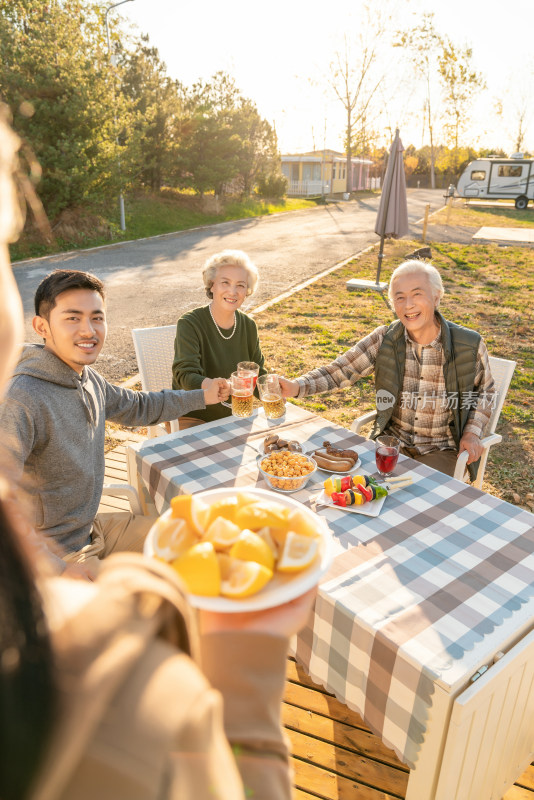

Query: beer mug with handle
<box><xmin>221</xmin><ymin>371</ymin><xmax>254</xmax><ymax>418</ymax></box>
<box><xmin>257</xmin><ymin>374</ymin><xmax>286</xmax><ymax>420</ymax></box>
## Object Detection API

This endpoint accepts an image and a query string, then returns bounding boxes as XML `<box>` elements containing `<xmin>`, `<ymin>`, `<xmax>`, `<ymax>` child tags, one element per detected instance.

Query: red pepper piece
<box><xmin>331</xmin><ymin>491</ymin><xmax>347</xmax><ymax>507</ymax></box>
<box><xmin>356</xmin><ymin>483</ymin><xmax>373</xmax><ymax>502</ymax></box>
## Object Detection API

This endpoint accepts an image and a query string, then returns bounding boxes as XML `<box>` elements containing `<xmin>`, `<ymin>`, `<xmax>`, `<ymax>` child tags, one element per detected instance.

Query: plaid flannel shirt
<box><xmin>296</xmin><ymin>324</ymin><xmax>495</xmax><ymax>455</ymax></box>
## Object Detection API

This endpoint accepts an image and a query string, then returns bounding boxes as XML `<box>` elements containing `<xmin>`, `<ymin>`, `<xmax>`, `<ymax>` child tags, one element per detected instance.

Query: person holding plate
<box><xmin>172</xmin><ymin>250</ymin><xmax>267</xmax><ymax>427</ymax></box>
<box><xmin>0</xmin><ymin>108</ymin><xmax>316</xmax><ymax>800</ymax></box>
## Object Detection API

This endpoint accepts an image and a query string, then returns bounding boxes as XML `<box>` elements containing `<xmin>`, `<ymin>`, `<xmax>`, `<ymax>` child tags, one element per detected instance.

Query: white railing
<box><xmin>288</xmin><ymin>180</ymin><xmax>331</xmax><ymax>196</ymax></box>
<box><xmin>287</xmin><ymin>177</ymin><xmax>379</xmax><ymax>194</ymax></box>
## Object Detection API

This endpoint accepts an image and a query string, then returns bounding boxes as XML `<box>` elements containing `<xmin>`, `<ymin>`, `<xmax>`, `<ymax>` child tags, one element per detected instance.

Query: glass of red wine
<box><xmin>375</xmin><ymin>435</ymin><xmax>400</xmax><ymax>477</ymax></box>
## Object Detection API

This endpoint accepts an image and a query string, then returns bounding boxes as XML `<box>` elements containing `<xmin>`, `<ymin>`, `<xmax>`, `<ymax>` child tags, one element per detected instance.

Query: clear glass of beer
<box><xmin>221</xmin><ymin>372</ymin><xmax>254</xmax><ymax>417</ymax></box>
<box><xmin>257</xmin><ymin>374</ymin><xmax>286</xmax><ymax>420</ymax></box>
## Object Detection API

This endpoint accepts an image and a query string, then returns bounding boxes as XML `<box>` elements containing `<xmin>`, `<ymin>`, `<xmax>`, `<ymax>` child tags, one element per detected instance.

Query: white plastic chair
<box><xmin>100</xmin><ymin>484</ymin><xmax>143</xmax><ymax>515</ymax></box>
<box><xmin>131</xmin><ymin>325</ymin><xmax>179</xmax><ymax>438</ymax></box>
<box><xmin>350</xmin><ymin>355</ymin><xmax>516</xmax><ymax>489</ymax></box>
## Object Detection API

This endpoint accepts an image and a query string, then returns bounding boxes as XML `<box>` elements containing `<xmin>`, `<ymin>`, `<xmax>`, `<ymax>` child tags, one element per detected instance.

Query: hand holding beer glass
<box><xmin>221</xmin><ymin>372</ymin><xmax>254</xmax><ymax>417</ymax></box>
<box><xmin>257</xmin><ymin>374</ymin><xmax>286</xmax><ymax>420</ymax></box>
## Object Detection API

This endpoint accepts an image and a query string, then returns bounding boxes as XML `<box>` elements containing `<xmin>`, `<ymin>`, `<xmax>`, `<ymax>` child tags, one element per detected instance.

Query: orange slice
<box><xmin>277</xmin><ymin>531</ymin><xmax>319</xmax><ymax>573</ymax></box>
<box><xmin>220</xmin><ymin>560</ymin><xmax>273</xmax><ymax>599</ymax></box>
<box><xmin>171</xmin><ymin>541</ymin><xmax>221</xmax><ymax>596</ymax></box>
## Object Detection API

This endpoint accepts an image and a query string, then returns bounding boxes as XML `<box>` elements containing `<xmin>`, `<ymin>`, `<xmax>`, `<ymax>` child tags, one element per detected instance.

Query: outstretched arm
<box><xmin>202</xmin><ymin>377</ymin><xmax>230</xmax><ymax>405</ymax></box>
<box><xmin>277</xmin><ymin>326</ymin><xmax>387</xmax><ymax>400</ymax></box>
<box><xmin>198</xmin><ymin>589</ymin><xmax>317</xmax><ymax>800</ymax></box>
<box><xmin>278</xmin><ymin>377</ymin><xmax>299</xmax><ymax>398</ymax></box>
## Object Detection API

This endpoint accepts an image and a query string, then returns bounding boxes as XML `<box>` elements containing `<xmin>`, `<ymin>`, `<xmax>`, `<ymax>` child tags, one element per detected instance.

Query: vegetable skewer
<box><xmin>323</xmin><ymin>473</ymin><xmax>413</xmax><ymax>507</ymax></box>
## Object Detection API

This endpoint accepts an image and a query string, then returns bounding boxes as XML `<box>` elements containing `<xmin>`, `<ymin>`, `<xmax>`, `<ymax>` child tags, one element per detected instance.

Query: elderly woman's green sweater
<box><xmin>172</xmin><ymin>305</ymin><xmax>266</xmax><ymax>423</ymax></box>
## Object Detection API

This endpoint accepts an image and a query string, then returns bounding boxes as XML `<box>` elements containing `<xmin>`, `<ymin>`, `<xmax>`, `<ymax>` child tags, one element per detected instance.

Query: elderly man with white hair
<box><xmin>279</xmin><ymin>259</ymin><xmax>495</xmax><ymax>480</ymax></box>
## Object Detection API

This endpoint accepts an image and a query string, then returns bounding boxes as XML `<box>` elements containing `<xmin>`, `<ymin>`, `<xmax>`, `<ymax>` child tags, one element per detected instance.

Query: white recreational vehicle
<box><xmin>455</xmin><ymin>154</ymin><xmax>533</xmax><ymax>209</ymax></box>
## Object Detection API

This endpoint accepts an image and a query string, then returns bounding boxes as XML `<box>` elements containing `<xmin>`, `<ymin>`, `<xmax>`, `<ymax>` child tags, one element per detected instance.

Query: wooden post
<box><xmin>446</xmin><ymin>195</ymin><xmax>454</xmax><ymax>225</ymax></box>
<box><xmin>422</xmin><ymin>203</ymin><xmax>430</xmax><ymax>242</ymax></box>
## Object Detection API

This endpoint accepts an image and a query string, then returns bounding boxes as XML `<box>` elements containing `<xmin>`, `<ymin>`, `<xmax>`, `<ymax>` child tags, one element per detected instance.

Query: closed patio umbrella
<box><xmin>374</xmin><ymin>128</ymin><xmax>409</xmax><ymax>284</ymax></box>
<box><xmin>346</xmin><ymin>128</ymin><xmax>408</xmax><ymax>297</ymax></box>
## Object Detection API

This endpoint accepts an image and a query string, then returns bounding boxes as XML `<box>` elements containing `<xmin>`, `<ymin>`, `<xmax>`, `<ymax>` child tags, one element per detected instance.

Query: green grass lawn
<box><xmin>254</xmin><ymin>236</ymin><xmax>534</xmax><ymax>510</ymax></box>
<box><xmin>433</xmin><ymin>200</ymin><xmax>534</xmax><ymax>228</ymax></box>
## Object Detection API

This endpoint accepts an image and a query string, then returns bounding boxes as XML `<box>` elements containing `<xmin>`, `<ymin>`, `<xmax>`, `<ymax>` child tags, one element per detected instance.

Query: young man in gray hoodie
<box><xmin>0</xmin><ymin>268</ymin><xmax>225</xmax><ymax>579</ymax></box>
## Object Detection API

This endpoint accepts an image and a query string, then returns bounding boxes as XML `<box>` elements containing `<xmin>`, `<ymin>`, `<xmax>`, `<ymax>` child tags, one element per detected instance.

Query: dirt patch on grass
<box><xmin>15</xmin><ymin>206</ymin><xmax>114</xmax><ymax>258</ymax></box>
<box><xmin>51</xmin><ymin>207</ymin><xmax>113</xmax><ymax>241</ymax></box>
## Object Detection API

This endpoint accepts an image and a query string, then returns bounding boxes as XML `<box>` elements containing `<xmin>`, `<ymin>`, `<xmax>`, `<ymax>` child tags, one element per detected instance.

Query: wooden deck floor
<box><xmin>104</xmin><ymin>440</ymin><xmax>534</xmax><ymax>800</ymax></box>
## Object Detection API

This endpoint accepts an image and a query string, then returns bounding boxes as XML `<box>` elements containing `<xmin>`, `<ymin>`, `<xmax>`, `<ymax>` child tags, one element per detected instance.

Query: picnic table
<box><xmin>128</xmin><ymin>402</ymin><xmax>534</xmax><ymax>800</ymax></box>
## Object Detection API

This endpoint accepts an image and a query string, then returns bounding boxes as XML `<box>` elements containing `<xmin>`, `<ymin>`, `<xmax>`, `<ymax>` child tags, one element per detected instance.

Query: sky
<box><xmin>119</xmin><ymin>0</ymin><xmax>533</xmax><ymax>156</ymax></box>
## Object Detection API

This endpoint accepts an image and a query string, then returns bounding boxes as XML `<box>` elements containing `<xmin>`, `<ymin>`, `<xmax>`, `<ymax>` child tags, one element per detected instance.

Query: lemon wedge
<box><xmin>152</xmin><ymin>516</ymin><xmax>198</xmax><ymax>561</ymax></box>
<box><xmin>230</xmin><ymin>529</ymin><xmax>275</xmax><ymax>570</ymax></box>
<box><xmin>277</xmin><ymin>531</ymin><xmax>319</xmax><ymax>573</ymax></box>
<box><xmin>170</xmin><ymin>494</ymin><xmax>209</xmax><ymax>535</ymax></box>
<box><xmin>217</xmin><ymin>552</ymin><xmax>234</xmax><ymax>580</ymax></box>
<box><xmin>235</xmin><ymin>500</ymin><xmax>290</xmax><ymax>531</ymax></box>
<box><xmin>202</xmin><ymin>493</ymin><xmax>256</xmax><ymax>529</ymax></box>
<box><xmin>255</xmin><ymin>526</ymin><xmax>279</xmax><ymax>559</ymax></box>
<box><xmin>268</xmin><ymin>525</ymin><xmax>290</xmax><ymax>548</ymax></box>
<box><xmin>221</xmin><ymin>560</ymin><xmax>273</xmax><ymax>599</ymax></box>
<box><xmin>171</xmin><ymin>541</ymin><xmax>221</xmax><ymax>596</ymax></box>
<box><xmin>202</xmin><ymin>516</ymin><xmax>242</xmax><ymax>550</ymax></box>
<box><xmin>286</xmin><ymin>508</ymin><xmax>321</xmax><ymax>539</ymax></box>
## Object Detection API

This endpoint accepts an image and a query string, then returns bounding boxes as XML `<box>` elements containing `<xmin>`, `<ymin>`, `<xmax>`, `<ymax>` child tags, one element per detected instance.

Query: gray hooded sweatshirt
<box><xmin>0</xmin><ymin>345</ymin><xmax>205</xmax><ymax>562</ymax></box>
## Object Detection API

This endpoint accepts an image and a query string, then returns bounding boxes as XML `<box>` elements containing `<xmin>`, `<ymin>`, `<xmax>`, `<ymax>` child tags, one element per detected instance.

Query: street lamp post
<box><xmin>105</xmin><ymin>0</ymin><xmax>134</xmax><ymax>231</ymax></box>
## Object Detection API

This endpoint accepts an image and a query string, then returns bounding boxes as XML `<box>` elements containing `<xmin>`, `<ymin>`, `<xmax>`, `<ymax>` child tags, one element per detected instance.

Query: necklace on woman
<box><xmin>209</xmin><ymin>302</ymin><xmax>237</xmax><ymax>340</ymax></box>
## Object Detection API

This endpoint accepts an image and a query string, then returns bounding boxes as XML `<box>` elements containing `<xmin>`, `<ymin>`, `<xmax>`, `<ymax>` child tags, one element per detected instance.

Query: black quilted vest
<box><xmin>371</xmin><ymin>311</ymin><xmax>482</xmax><ymax>480</ymax></box>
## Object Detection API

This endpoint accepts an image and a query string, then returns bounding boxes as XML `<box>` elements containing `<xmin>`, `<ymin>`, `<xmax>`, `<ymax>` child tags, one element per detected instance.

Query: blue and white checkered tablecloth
<box><xmin>133</xmin><ymin>402</ymin><xmax>534</xmax><ymax>768</ymax></box>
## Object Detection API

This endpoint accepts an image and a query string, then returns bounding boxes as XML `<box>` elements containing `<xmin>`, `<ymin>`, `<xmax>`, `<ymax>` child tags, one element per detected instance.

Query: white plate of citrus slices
<box><xmin>144</xmin><ymin>487</ymin><xmax>333</xmax><ymax>612</ymax></box>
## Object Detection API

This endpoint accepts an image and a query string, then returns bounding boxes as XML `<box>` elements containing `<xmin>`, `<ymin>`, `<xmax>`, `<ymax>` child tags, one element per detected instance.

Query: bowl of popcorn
<box><xmin>257</xmin><ymin>449</ymin><xmax>317</xmax><ymax>493</ymax></box>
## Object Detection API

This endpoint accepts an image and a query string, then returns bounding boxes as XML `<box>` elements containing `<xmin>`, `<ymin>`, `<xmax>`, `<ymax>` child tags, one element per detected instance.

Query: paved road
<box><xmin>13</xmin><ymin>188</ymin><xmax>444</xmax><ymax>381</ymax></box>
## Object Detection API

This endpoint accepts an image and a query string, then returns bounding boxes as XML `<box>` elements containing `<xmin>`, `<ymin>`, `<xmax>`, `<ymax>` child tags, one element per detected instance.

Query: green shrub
<box><xmin>256</xmin><ymin>172</ymin><xmax>287</xmax><ymax>200</ymax></box>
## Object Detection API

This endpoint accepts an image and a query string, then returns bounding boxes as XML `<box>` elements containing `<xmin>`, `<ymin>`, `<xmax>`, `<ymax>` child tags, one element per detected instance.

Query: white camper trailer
<box><xmin>456</xmin><ymin>154</ymin><xmax>533</xmax><ymax>209</ymax></box>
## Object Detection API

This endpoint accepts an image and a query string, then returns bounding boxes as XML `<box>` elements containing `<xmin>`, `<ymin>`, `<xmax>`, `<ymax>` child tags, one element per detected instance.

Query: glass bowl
<box><xmin>256</xmin><ymin>451</ymin><xmax>317</xmax><ymax>493</ymax></box>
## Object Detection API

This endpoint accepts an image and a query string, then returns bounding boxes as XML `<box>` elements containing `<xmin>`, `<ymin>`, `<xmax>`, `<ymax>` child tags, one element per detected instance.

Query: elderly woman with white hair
<box><xmin>279</xmin><ymin>258</ymin><xmax>495</xmax><ymax>480</ymax></box>
<box><xmin>172</xmin><ymin>249</ymin><xmax>267</xmax><ymax>426</ymax></box>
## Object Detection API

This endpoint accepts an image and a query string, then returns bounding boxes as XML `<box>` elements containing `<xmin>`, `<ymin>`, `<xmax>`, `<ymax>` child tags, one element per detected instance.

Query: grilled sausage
<box><xmin>313</xmin><ymin>450</ymin><xmax>355</xmax><ymax>472</ymax></box>
<box><xmin>323</xmin><ymin>440</ymin><xmax>359</xmax><ymax>461</ymax></box>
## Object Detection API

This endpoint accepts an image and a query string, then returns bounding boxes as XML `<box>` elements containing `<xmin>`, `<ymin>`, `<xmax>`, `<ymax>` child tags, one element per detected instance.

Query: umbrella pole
<box><xmin>376</xmin><ymin>236</ymin><xmax>392</xmax><ymax>309</ymax></box>
<box><xmin>376</xmin><ymin>233</ymin><xmax>386</xmax><ymax>285</ymax></box>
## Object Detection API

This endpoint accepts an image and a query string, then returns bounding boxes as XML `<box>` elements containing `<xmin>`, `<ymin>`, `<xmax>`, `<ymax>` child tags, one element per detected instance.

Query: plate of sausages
<box><xmin>311</xmin><ymin>441</ymin><xmax>361</xmax><ymax>474</ymax></box>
